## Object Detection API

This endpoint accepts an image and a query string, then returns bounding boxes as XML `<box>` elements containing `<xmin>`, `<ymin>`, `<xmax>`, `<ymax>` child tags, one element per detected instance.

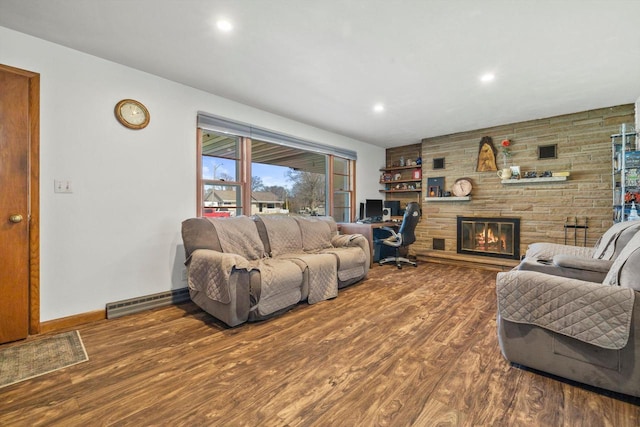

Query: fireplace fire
<box><xmin>456</xmin><ymin>216</ymin><xmax>520</xmax><ymax>260</ymax></box>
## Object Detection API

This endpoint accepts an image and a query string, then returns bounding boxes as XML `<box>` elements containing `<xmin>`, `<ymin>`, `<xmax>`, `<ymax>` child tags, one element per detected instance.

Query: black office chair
<box><xmin>377</xmin><ymin>202</ymin><xmax>421</xmax><ymax>269</ymax></box>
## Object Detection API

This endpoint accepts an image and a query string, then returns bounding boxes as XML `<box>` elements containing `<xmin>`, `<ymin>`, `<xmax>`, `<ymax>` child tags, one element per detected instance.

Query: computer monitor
<box><xmin>365</xmin><ymin>199</ymin><xmax>384</xmax><ymax>221</ymax></box>
<box><xmin>385</xmin><ymin>200</ymin><xmax>401</xmax><ymax>217</ymax></box>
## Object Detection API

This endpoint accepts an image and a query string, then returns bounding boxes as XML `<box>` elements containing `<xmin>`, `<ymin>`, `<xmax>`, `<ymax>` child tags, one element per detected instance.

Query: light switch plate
<box><xmin>54</xmin><ymin>179</ymin><xmax>73</xmax><ymax>193</ymax></box>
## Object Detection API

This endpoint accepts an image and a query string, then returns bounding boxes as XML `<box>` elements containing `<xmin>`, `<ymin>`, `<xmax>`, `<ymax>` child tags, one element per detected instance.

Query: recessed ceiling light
<box><xmin>373</xmin><ymin>103</ymin><xmax>385</xmax><ymax>113</ymax></box>
<box><xmin>480</xmin><ymin>73</ymin><xmax>495</xmax><ymax>83</ymax></box>
<box><xmin>216</xmin><ymin>19</ymin><xmax>233</xmax><ymax>32</ymax></box>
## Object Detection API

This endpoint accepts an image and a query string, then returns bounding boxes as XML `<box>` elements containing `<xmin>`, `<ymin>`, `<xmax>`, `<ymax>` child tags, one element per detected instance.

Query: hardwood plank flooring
<box><xmin>1</xmin><ymin>264</ymin><xmax>639</xmax><ymax>426</ymax></box>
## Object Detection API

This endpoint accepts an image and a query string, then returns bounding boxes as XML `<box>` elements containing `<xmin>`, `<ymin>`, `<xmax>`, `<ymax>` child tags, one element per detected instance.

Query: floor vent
<box><xmin>106</xmin><ymin>287</ymin><xmax>190</xmax><ymax>319</ymax></box>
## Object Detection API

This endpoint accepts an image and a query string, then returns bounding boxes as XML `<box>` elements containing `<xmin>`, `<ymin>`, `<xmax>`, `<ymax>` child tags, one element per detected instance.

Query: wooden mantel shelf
<box><xmin>501</xmin><ymin>176</ymin><xmax>568</xmax><ymax>185</ymax></box>
<box><xmin>425</xmin><ymin>196</ymin><xmax>471</xmax><ymax>202</ymax></box>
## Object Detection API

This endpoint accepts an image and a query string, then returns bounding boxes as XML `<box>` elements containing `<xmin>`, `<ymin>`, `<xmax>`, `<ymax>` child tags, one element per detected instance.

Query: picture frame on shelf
<box><xmin>509</xmin><ymin>166</ymin><xmax>521</xmax><ymax>178</ymax></box>
<box><xmin>427</xmin><ymin>176</ymin><xmax>444</xmax><ymax>191</ymax></box>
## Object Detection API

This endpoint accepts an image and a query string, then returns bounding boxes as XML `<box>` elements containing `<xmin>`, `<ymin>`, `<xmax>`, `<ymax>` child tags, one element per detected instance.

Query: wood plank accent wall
<box><xmin>386</xmin><ymin>104</ymin><xmax>634</xmax><ymax>258</ymax></box>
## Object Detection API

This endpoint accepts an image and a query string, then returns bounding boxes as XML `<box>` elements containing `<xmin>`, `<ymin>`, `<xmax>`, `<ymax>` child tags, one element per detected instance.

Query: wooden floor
<box><xmin>1</xmin><ymin>263</ymin><xmax>639</xmax><ymax>426</ymax></box>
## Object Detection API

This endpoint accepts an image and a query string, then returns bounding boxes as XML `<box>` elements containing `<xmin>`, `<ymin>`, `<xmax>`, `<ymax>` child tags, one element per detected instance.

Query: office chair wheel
<box><xmin>397</xmin><ymin>264</ymin><xmax>402</xmax><ymax>269</ymax></box>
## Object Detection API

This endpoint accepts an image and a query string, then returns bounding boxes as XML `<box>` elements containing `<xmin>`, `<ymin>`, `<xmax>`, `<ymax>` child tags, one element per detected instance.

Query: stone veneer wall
<box><xmin>386</xmin><ymin>104</ymin><xmax>634</xmax><ymax>258</ymax></box>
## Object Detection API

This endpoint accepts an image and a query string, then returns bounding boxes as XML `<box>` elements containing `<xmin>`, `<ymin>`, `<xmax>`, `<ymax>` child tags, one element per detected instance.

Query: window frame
<box><xmin>197</xmin><ymin>114</ymin><xmax>356</xmax><ymax>220</ymax></box>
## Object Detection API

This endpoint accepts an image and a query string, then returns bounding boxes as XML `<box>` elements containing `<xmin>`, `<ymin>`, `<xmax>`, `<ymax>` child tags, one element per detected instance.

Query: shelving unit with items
<box><xmin>612</xmin><ymin>123</ymin><xmax>639</xmax><ymax>222</ymax></box>
<box><xmin>379</xmin><ymin>165</ymin><xmax>422</xmax><ymax>194</ymax></box>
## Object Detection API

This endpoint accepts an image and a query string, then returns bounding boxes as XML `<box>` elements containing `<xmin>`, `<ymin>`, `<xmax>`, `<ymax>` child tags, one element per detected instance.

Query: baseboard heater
<box><xmin>106</xmin><ymin>287</ymin><xmax>191</xmax><ymax>319</ymax></box>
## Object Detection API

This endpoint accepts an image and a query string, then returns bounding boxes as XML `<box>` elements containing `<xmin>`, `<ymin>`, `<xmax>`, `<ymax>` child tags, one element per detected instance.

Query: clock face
<box><xmin>452</xmin><ymin>178</ymin><xmax>472</xmax><ymax>197</ymax></box>
<box><xmin>115</xmin><ymin>99</ymin><xmax>150</xmax><ymax>129</ymax></box>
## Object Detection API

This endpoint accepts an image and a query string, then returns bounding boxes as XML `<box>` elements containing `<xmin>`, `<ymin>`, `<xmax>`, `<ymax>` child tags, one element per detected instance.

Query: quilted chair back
<box><xmin>181</xmin><ymin>217</ymin><xmax>224</xmax><ymax>258</ymax></box>
<box><xmin>181</xmin><ymin>216</ymin><xmax>267</xmax><ymax>260</ymax></box>
<box><xmin>593</xmin><ymin>220</ymin><xmax>640</xmax><ymax>260</ymax></box>
<box><xmin>398</xmin><ymin>202</ymin><xmax>421</xmax><ymax>246</ymax></box>
<box><xmin>603</xmin><ymin>228</ymin><xmax>640</xmax><ymax>290</ymax></box>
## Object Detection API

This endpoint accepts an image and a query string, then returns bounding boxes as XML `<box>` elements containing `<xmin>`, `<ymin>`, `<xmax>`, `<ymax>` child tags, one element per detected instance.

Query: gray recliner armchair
<box><xmin>376</xmin><ymin>202</ymin><xmax>421</xmax><ymax>269</ymax></box>
<box><xmin>518</xmin><ymin>220</ymin><xmax>640</xmax><ymax>282</ymax></box>
<box><xmin>496</xmin><ymin>229</ymin><xmax>640</xmax><ymax>398</ymax></box>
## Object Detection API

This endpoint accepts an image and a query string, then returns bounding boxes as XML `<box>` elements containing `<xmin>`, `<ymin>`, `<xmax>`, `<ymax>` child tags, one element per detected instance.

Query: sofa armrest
<box><xmin>553</xmin><ymin>254</ymin><xmax>613</xmax><ymax>273</ymax></box>
<box><xmin>525</xmin><ymin>242</ymin><xmax>594</xmax><ymax>261</ymax></box>
<box><xmin>187</xmin><ymin>249</ymin><xmax>251</xmax><ymax>304</ymax></box>
<box><xmin>331</xmin><ymin>233</ymin><xmax>371</xmax><ymax>269</ymax></box>
<box><xmin>496</xmin><ymin>269</ymin><xmax>635</xmax><ymax>349</ymax></box>
<box><xmin>517</xmin><ymin>257</ymin><xmax>607</xmax><ymax>283</ymax></box>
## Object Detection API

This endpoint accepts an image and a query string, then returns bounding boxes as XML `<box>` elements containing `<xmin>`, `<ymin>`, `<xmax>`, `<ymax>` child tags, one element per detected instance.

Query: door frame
<box><xmin>1</xmin><ymin>64</ymin><xmax>40</xmax><ymax>335</ymax></box>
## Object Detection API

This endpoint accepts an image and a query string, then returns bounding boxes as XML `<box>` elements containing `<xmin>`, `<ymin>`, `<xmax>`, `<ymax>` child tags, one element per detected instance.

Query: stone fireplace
<box><xmin>457</xmin><ymin>216</ymin><xmax>520</xmax><ymax>260</ymax></box>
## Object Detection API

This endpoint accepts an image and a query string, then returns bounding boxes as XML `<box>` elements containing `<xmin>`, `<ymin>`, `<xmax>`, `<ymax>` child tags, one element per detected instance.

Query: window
<box><xmin>332</xmin><ymin>157</ymin><xmax>353</xmax><ymax>222</ymax></box>
<box><xmin>251</xmin><ymin>138</ymin><xmax>327</xmax><ymax>216</ymax></box>
<box><xmin>199</xmin><ymin>131</ymin><xmax>244</xmax><ymax>217</ymax></box>
<box><xmin>197</xmin><ymin>113</ymin><xmax>356</xmax><ymax>220</ymax></box>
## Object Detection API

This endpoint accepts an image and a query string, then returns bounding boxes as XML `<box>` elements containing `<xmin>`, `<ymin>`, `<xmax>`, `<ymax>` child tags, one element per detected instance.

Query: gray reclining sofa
<box><xmin>182</xmin><ymin>214</ymin><xmax>369</xmax><ymax>327</ymax></box>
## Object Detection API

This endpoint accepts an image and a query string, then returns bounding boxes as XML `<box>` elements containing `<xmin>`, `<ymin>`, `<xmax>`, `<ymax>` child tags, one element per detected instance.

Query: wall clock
<box><xmin>114</xmin><ymin>99</ymin><xmax>150</xmax><ymax>129</ymax></box>
<box><xmin>452</xmin><ymin>178</ymin><xmax>473</xmax><ymax>197</ymax></box>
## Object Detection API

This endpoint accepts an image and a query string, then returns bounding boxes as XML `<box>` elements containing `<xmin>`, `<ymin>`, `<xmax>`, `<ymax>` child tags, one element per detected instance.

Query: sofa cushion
<box><xmin>250</xmin><ymin>258</ymin><xmax>303</xmax><ymax>316</ymax></box>
<box><xmin>321</xmin><ymin>247</ymin><xmax>367</xmax><ymax>281</ymax></box>
<box><xmin>252</xmin><ymin>215</ymin><xmax>272</xmax><ymax>255</ymax></box>
<box><xmin>181</xmin><ymin>217</ymin><xmax>223</xmax><ymax>258</ymax></box>
<box><xmin>295</xmin><ymin>216</ymin><xmax>333</xmax><ymax>252</ymax></box>
<box><xmin>207</xmin><ymin>216</ymin><xmax>265</xmax><ymax>260</ymax></box>
<box><xmin>256</xmin><ymin>215</ymin><xmax>303</xmax><ymax>257</ymax></box>
<box><xmin>317</xmin><ymin>216</ymin><xmax>339</xmax><ymax>234</ymax></box>
<box><xmin>280</xmin><ymin>252</ymin><xmax>338</xmax><ymax>303</ymax></box>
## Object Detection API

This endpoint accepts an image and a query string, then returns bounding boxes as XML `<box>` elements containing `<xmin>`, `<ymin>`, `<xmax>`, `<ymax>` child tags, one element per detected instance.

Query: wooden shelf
<box><xmin>501</xmin><ymin>176</ymin><xmax>568</xmax><ymax>184</ymax></box>
<box><xmin>380</xmin><ymin>189</ymin><xmax>422</xmax><ymax>193</ymax></box>
<box><xmin>425</xmin><ymin>196</ymin><xmax>471</xmax><ymax>202</ymax></box>
<box><xmin>380</xmin><ymin>165</ymin><xmax>422</xmax><ymax>172</ymax></box>
<box><xmin>379</xmin><ymin>179</ymin><xmax>421</xmax><ymax>184</ymax></box>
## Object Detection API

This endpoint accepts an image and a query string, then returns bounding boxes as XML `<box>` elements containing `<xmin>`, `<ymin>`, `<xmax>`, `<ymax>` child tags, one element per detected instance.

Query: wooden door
<box><xmin>0</xmin><ymin>65</ymin><xmax>39</xmax><ymax>343</ymax></box>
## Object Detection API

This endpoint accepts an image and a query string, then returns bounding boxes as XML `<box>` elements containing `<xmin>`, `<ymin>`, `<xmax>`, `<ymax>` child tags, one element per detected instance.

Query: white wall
<box><xmin>636</xmin><ymin>95</ymin><xmax>640</xmax><ymax>137</ymax></box>
<box><xmin>0</xmin><ymin>26</ymin><xmax>385</xmax><ymax>321</ymax></box>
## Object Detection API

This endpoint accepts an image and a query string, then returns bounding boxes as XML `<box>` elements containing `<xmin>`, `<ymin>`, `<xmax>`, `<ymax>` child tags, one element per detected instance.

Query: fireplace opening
<box><xmin>457</xmin><ymin>216</ymin><xmax>520</xmax><ymax>260</ymax></box>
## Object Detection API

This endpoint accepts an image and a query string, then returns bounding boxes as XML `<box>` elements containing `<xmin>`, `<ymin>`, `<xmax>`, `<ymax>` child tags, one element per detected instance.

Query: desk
<box><xmin>338</xmin><ymin>222</ymin><xmax>399</xmax><ymax>266</ymax></box>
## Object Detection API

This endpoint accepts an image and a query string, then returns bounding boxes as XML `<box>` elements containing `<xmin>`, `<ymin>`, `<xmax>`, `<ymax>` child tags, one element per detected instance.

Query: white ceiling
<box><xmin>1</xmin><ymin>0</ymin><xmax>639</xmax><ymax>148</ymax></box>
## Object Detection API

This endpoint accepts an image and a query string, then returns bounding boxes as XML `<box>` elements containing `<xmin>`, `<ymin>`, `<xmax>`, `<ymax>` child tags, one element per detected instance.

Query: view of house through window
<box><xmin>201</xmin><ymin>132</ymin><xmax>243</xmax><ymax>217</ymax></box>
<box><xmin>199</xmin><ymin>129</ymin><xmax>353</xmax><ymax>221</ymax></box>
